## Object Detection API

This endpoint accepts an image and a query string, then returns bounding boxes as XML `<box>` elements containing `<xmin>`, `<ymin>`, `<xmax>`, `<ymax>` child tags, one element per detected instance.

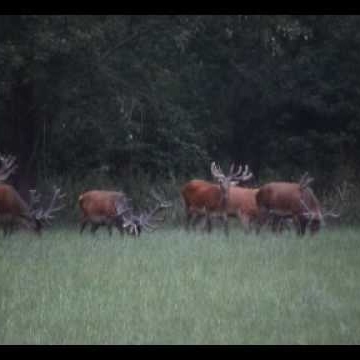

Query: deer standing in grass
<box><xmin>255</xmin><ymin>173</ymin><xmax>341</xmax><ymax>236</ymax></box>
<box><xmin>181</xmin><ymin>162</ymin><xmax>254</xmax><ymax>235</ymax></box>
<box><xmin>78</xmin><ymin>190</ymin><xmax>131</xmax><ymax>235</ymax></box>
<box><xmin>0</xmin><ymin>154</ymin><xmax>65</xmax><ymax>236</ymax></box>
<box><xmin>78</xmin><ymin>189</ymin><xmax>171</xmax><ymax>236</ymax></box>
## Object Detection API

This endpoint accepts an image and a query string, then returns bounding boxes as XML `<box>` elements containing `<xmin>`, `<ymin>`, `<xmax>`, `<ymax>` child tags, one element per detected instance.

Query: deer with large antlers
<box><xmin>181</xmin><ymin>162</ymin><xmax>254</xmax><ymax>235</ymax></box>
<box><xmin>0</xmin><ymin>154</ymin><xmax>65</xmax><ymax>236</ymax></box>
<box><xmin>78</xmin><ymin>190</ymin><xmax>132</xmax><ymax>235</ymax></box>
<box><xmin>255</xmin><ymin>173</ymin><xmax>342</xmax><ymax>236</ymax></box>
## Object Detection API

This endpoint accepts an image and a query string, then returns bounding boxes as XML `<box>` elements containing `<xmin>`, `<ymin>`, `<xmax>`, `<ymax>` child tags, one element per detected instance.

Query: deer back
<box><xmin>79</xmin><ymin>190</ymin><xmax>127</xmax><ymax>218</ymax></box>
<box><xmin>256</xmin><ymin>182</ymin><xmax>305</xmax><ymax>216</ymax></box>
<box><xmin>181</xmin><ymin>180</ymin><xmax>222</xmax><ymax>211</ymax></box>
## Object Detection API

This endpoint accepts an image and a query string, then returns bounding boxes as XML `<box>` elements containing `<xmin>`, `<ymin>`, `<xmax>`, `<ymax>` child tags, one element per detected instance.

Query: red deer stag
<box><xmin>255</xmin><ymin>173</ymin><xmax>340</xmax><ymax>236</ymax></box>
<box><xmin>0</xmin><ymin>154</ymin><xmax>65</xmax><ymax>236</ymax></box>
<box><xmin>78</xmin><ymin>190</ymin><xmax>132</xmax><ymax>235</ymax></box>
<box><xmin>181</xmin><ymin>162</ymin><xmax>253</xmax><ymax>235</ymax></box>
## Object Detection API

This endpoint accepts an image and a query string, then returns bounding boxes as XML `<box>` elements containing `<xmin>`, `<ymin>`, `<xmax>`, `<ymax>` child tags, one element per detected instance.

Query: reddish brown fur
<box><xmin>181</xmin><ymin>180</ymin><xmax>222</xmax><ymax>213</ymax></box>
<box><xmin>0</xmin><ymin>183</ymin><xmax>39</xmax><ymax>234</ymax></box>
<box><xmin>181</xmin><ymin>180</ymin><xmax>260</xmax><ymax>232</ymax></box>
<box><xmin>78</xmin><ymin>190</ymin><xmax>128</xmax><ymax>234</ymax></box>
<box><xmin>227</xmin><ymin>187</ymin><xmax>260</xmax><ymax>231</ymax></box>
<box><xmin>181</xmin><ymin>179</ymin><xmax>225</xmax><ymax>232</ymax></box>
<box><xmin>256</xmin><ymin>182</ymin><xmax>322</xmax><ymax>235</ymax></box>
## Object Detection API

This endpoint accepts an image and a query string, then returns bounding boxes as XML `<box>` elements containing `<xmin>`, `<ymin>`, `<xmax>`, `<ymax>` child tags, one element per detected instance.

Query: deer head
<box><xmin>300</xmin><ymin>182</ymin><xmax>346</xmax><ymax>234</ymax></box>
<box><xmin>122</xmin><ymin>190</ymin><xmax>172</xmax><ymax>236</ymax></box>
<box><xmin>210</xmin><ymin>161</ymin><xmax>253</xmax><ymax>203</ymax></box>
<box><xmin>114</xmin><ymin>197</ymin><xmax>133</xmax><ymax>230</ymax></box>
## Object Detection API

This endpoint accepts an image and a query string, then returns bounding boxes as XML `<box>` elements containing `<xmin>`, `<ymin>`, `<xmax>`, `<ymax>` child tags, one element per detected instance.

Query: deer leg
<box><xmin>248</xmin><ymin>216</ymin><xmax>258</xmax><ymax>233</ymax></box>
<box><xmin>117</xmin><ymin>223</ymin><xmax>125</xmax><ymax>235</ymax></box>
<box><xmin>34</xmin><ymin>219</ymin><xmax>42</xmax><ymax>236</ymax></box>
<box><xmin>80</xmin><ymin>219</ymin><xmax>88</xmax><ymax>234</ymax></box>
<box><xmin>239</xmin><ymin>213</ymin><xmax>250</xmax><ymax>234</ymax></box>
<box><xmin>3</xmin><ymin>223</ymin><xmax>8</xmax><ymax>237</ymax></box>
<box><xmin>192</xmin><ymin>213</ymin><xmax>204</xmax><ymax>230</ymax></box>
<box><xmin>309</xmin><ymin>219</ymin><xmax>320</xmax><ymax>235</ymax></box>
<box><xmin>185</xmin><ymin>210</ymin><xmax>193</xmax><ymax>231</ymax></box>
<box><xmin>90</xmin><ymin>223</ymin><xmax>100</xmax><ymax>234</ymax></box>
<box><xmin>255</xmin><ymin>207</ymin><xmax>268</xmax><ymax>234</ymax></box>
<box><xmin>223</xmin><ymin>213</ymin><xmax>229</xmax><ymax>236</ymax></box>
<box><xmin>7</xmin><ymin>223</ymin><xmax>15</xmax><ymax>236</ymax></box>
<box><xmin>299</xmin><ymin>218</ymin><xmax>307</xmax><ymax>236</ymax></box>
<box><xmin>107</xmin><ymin>224</ymin><xmax>113</xmax><ymax>236</ymax></box>
<box><xmin>271</xmin><ymin>215</ymin><xmax>283</xmax><ymax>234</ymax></box>
<box><xmin>205</xmin><ymin>210</ymin><xmax>212</xmax><ymax>233</ymax></box>
<box><xmin>294</xmin><ymin>216</ymin><xmax>306</xmax><ymax>236</ymax></box>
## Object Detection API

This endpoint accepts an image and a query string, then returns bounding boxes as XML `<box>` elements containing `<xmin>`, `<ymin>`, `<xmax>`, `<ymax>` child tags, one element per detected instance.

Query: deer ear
<box><xmin>230</xmin><ymin>181</ymin><xmax>239</xmax><ymax>186</ymax></box>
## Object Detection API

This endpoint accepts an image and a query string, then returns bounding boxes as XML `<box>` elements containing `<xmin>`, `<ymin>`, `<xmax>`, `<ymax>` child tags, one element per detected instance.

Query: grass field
<box><xmin>1</xmin><ymin>225</ymin><xmax>360</xmax><ymax>344</ymax></box>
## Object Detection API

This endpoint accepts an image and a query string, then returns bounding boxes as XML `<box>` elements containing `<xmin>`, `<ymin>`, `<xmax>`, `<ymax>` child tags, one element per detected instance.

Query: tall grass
<box><xmin>1</xmin><ymin>226</ymin><xmax>360</xmax><ymax>344</ymax></box>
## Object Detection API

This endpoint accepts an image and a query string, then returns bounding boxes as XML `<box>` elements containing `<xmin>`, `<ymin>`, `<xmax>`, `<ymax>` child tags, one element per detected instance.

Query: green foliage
<box><xmin>1</xmin><ymin>15</ymin><xmax>360</xmax><ymax>194</ymax></box>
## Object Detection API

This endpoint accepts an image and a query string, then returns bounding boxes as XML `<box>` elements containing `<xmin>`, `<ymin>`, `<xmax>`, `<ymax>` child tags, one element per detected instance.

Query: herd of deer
<box><xmin>0</xmin><ymin>153</ymin><xmax>342</xmax><ymax>238</ymax></box>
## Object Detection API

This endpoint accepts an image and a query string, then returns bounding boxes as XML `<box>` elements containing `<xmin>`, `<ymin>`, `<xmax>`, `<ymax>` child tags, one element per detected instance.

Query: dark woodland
<box><xmin>1</xmin><ymin>15</ymin><xmax>359</xmax><ymax>222</ymax></box>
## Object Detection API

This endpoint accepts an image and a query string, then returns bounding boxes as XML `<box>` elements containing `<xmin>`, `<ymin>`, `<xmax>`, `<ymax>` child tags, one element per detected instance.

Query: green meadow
<box><xmin>1</xmin><ymin>226</ymin><xmax>360</xmax><ymax>344</ymax></box>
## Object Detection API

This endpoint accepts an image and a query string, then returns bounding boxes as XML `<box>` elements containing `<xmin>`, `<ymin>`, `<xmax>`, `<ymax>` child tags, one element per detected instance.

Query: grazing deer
<box><xmin>0</xmin><ymin>154</ymin><xmax>65</xmax><ymax>236</ymax></box>
<box><xmin>255</xmin><ymin>173</ymin><xmax>341</xmax><ymax>236</ymax></box>
<box><xmin>181</xmin><ymin>162</ymin><xmax>253</xmax><ymax>235</ymax></box>
<box><xmin>122</xmin><ymin>190</ymin><xmax>172</xmax><ymax>236</ymax></box>
<box><xmin>78</xmin><ymin>190</ymin><xmax>132</xmax><ymax>235</ymax></box>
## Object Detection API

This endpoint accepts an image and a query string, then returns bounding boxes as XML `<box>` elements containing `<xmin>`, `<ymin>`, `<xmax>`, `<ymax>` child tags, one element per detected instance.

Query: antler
<box><xmin>300</xmin><ymin>197</ymin><xmax>317</xmax><ymax>221</ymax></box>
<box><xmin>32</xmin><ymin>187</ymin><xmax>66</xmax><ymax>225</ymax></box>
<box><xmin>211</xmin><ymin>162</ymin><xmax>225</xmax><ymax>181</ymax></box>
<box><xmin>140</xmin><ymin>190</ymin><xmax>172</xmax><ymax>231</ymax></box>
<box><xmin>211</xmin><ymin>161</ymin><xmax>253</xmax><ymax>183</ymax></box>
<box><xmin>0</xmin><ymin>154</ymin><xmax>18</xmax><ymax>182</ymax></box>
<box><xmin>123</xmin><ymin>190</ymin><xmax>172</xmax><ymax>235</ymax></box>
<box><xmin>299</xmin><ymin>172</ymin><xmax>314</xmax><ymax>190</ymax></box>
<box><xmin>321</xmin><ymin>182</ymin><xmax>348</xmax><ymax>219</ymax></box>
<box><xmin>228</xmin><ymin>163</ymin><xmax>253</xmax><ymax>182</ymax></box>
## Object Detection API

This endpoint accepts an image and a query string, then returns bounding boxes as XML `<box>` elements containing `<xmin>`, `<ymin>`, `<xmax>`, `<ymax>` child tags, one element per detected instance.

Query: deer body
<box><xmin>78</xmin><ymin>190</ymin><xmax>129</xmax><ymax>235</ymax></box>
<box><xmin>78</xmin><ymin>189</ymin><xmax>171</xmax><ymax>237</ymax></box>
<box><xmin>182</xmin><ymin>181</ymin><xmax>260</xmax><ymax>232</ymax></box>
<box><xmin>181</xmin><ymin>163</ymin><xmax>253</xmax><ymax>235</ymax></box>
<box><xmin>181</xmin><ymin>180</ymin><xmax>224</xmax><ymax>213</ymax></box>
<box><xmin>256</xmin><ymin>181</ymin><xmax>322</xmax><ymax>235</ymax></box>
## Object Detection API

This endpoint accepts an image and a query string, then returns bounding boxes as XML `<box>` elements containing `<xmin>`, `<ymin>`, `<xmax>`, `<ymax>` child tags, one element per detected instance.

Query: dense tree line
<box><xmin>1</xmin><ymin>15</ymin><xmax>359</xmax><ymax>198</ymax></box>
